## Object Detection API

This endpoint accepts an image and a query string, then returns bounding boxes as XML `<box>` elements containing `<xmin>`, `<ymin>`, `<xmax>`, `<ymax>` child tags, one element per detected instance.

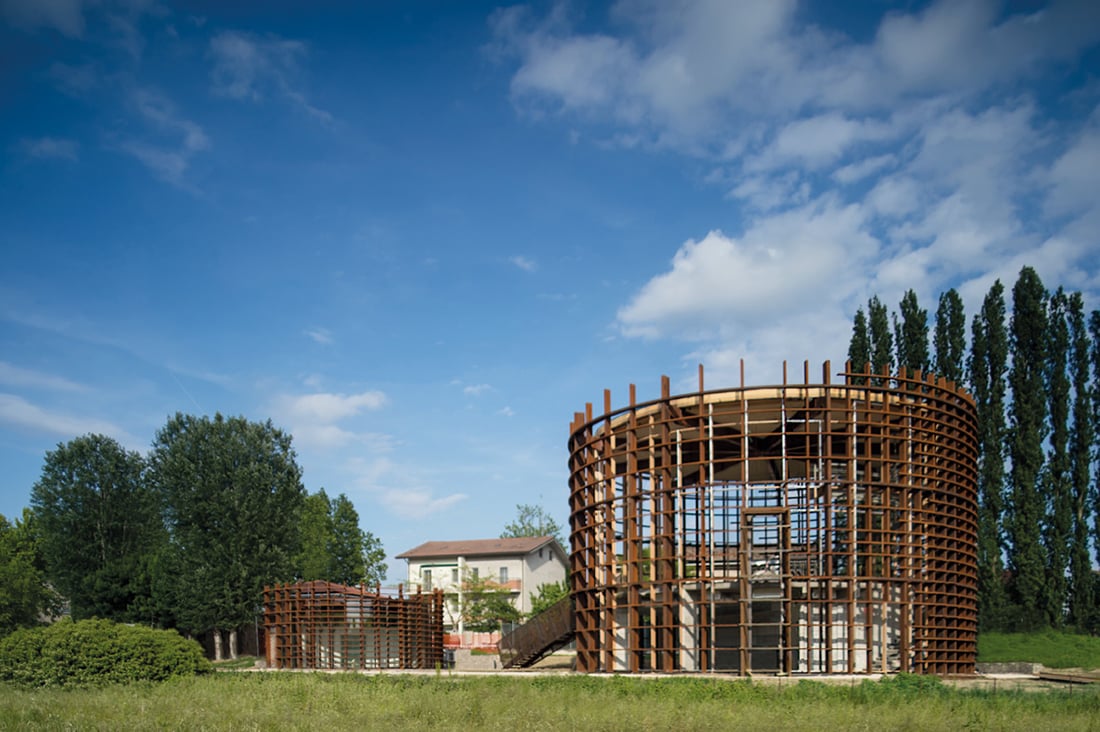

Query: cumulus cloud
<box><xmin>498</xmin><ymin>1</ymin><xmax>1100</xmax><ymax>383</ymax></box>
<box><xmin>279</xmin><ymin>390</ymin><xmax>386</xmax><ymax>423</ymax></box>
<box><xmin>209</xmin><ymin>30</ymin><xmax>332</xmax><ymax>122</ymax></box>
<box><xmin>493</xmin><ymin>0</ymin><xmax>1100</xmax><ymax>153</ymax></box>
<box><xmin>617</xmin><ymin>197</ymin><xmax>877</xmax><ymax>338</ymax></box>
<box><xmin>270</xmin><ymin>388</ymin><xmax>388</xmax><ymax>451</ymax></box>
<box><xmin>463</xmin><ymin>383</ymin><xmax>491</xmax><ymax>396</ymax></box>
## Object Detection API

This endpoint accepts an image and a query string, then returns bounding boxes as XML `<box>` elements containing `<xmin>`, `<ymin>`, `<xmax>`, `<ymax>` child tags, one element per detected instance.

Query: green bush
<box><xmin>0</xmin><ymin>618</ymin><xmax>212</xmax><ymax>687</ymax></box>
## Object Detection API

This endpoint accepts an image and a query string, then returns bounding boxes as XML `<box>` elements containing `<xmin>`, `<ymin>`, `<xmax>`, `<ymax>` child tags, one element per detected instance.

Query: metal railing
<box><xmin>499</xmin><ymin>596</ymin><xmax>573</xmax><ymax>669</ymax></box>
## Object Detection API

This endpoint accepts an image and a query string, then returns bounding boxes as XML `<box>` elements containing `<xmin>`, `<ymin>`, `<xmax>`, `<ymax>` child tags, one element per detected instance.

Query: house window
<box><xmin>451</xmin><ymin>568</ymin><xmax>459</xmax><ymax>584</ymax></box>
<box><xmin>422</xmin><ymin>569</ymin><xmax>432</xmax><ymax>591</ymax></box>
<box><xmin>499</xmin><ymin>566</ymin><xmax>508</xmax><ymax>583</ymax></box>
<box><xmin>471</xmin><ymin>568</ymin><xmax>479</xmax><ymax>580</ymax></box>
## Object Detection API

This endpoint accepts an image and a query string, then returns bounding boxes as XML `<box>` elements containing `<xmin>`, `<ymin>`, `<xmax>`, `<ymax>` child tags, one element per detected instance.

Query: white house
<box><xmin>396</xmin><ymin>536</ymin><xmax>568</xmax><ymax>632</ymax></box>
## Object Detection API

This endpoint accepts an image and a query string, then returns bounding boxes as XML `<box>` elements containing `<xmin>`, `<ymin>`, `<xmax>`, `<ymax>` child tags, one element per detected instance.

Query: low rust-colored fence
<box><xmin>264</xmin><ymin>581</ymin><xmax>444</xmax><ymax>670</ymax></box>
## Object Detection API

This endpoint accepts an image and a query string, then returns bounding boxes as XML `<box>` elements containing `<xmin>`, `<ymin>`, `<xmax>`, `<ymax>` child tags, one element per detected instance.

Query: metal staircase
<box><xmin>499</xmin><ymin>596</ymin><xmax>574</xmax><ymax>669</ymax></box>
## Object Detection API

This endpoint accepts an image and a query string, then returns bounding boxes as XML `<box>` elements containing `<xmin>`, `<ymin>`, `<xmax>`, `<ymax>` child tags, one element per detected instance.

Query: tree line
<box><xmin>848</xmin><ymin>266</ymin><xmax>1099</xmax><ymax>633</ymax></box>
<box><xmin>0</xmin><ymin>413</ymin><xmax>385</xmax><ymax>659</ymax></box>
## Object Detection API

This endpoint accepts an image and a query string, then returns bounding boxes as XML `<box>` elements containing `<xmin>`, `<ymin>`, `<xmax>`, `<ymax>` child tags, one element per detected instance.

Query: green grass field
<box><xmin>978</xmin><ymin>630</ymin><xmax>1100</xmax><ymax>670</ymax></box>
<box><xmin>2</xmin><ymin>672</ymin><xmax>1098</xmax><ymax>731</ymax></box>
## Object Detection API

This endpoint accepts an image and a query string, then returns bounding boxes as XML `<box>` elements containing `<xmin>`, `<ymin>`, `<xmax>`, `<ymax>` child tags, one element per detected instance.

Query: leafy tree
<box><xmin>893</xmin><ymin>289</ymin><xmax>929</xmax><ymax>375</ymax></box>
<box><xmin>296</xmin><ymin>489</ymin><xmax>387</xmax><ymax>586</ymax></box>
<box><xmin>868</xmin><ymin>295</ymin><xmax>893</xmax><ymax>381</ymax></box>
<box><xmin>969</xmin><ymin>281</ymin><xmax>1009</xmax><ymax>631</ymax></box>
<box><xmin>1041</xmin><ymin>288</ymin><xmax>1071</xmax><ymax>627</ymax></box>
<box><xmin>296</xmin><ymin>489</ymin><xmax>334</xmax><ymax>582</ymax></box>
<box><xmin>528</xmin><ymin>579</ymin><xmax>569</xmax><ymax>618</ymax></box>
<box><xmin>1067</xmin><ymin>293</ymin><xmax>1095</xmax><ymax>629</ymax></box>
<box><xmin>933</xmin><ymin>288</ymin><xmax>966</xmax><ymax>384</ymax></box>
<box><xmin>848</xmin><ymin>306</ymin><xmax>871</xmax><ymax>377</ymax></box>
<box><xmin>0</xmin><ymin>511</ymin><xmax>60</xmax><ymax>636</ymax></box>
<box><xmin>329</xmin><ymin>493</ymin><xmax>386</xmax><ymax>586</ymax></box>
<box><xmin>149</xmin><ymin>413</ymin><xmax>305</xmax><ymax>660</ymax></box>
<box><xmin>1006</xmin><ymin>267</ymin><xmax>1048</xmax><ymax>629</ymax></box>
<box><xmin>328</xmin><ymin>494</ymin><xmax>365</xmax><ymax>585</ymax></box>
<box><xmin>460</xmin><ymin>573</ymin><xmax>521</xmax><ymax>632</ymax></box>
<box><xmin>502</xmin><ymin>504</ymin><xmax>566</xmax><ymax>550</ymax></box>
<box><xmin>29</xmin><ymin>434</ymin><xmax>162</xmax><ymax>622</ymax></box>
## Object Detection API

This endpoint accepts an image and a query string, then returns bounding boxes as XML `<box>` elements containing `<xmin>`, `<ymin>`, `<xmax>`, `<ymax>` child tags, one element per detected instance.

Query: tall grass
<box><xmin>1</xmin><ymin>673</ymin><xmax>1098</xmax><ymax>731</ymax></box>
<box><xmin>978</xmin><ymin>630</ymin><xmax>1100</xmax><ymax>670</ymax></box>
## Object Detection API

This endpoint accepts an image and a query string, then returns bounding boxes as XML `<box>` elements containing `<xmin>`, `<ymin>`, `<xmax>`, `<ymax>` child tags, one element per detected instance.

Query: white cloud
<box><xmin>209</xmin><ymin>30</ymin><xmax>332</xmax><ymax>122</ymax></box>
<box><xmin>279</xmin><ymin>390</ymin><xmax>387</xmax><ymax>423</ymax></box>
<box><xmin>270</xmin><ymin>389</ymin><xmax>388</xmax><ymax>451</ymax></box>
<box><xmin>20</xmin><ymin>136</ymin><xmax>79</xmax><ymax>161</ymax></box>
<box><xmin>617</xmin><ymin>197</ymin><xmax>876</xmax><ymax>338</ymax></box>
<box><xmin>495</xmin><ymin>0</ymin><xmax>1100</xmax><ymax>156</ymax></box>
<box><xmin>751</xmin><ymin>113</ymin><xmax>896</xmax><ymax>171</ymax></box>
<box><xmin>1044</xmin><ymin>110</ymin><xmax>1100</xmax><ymax>221</ymax></box>
<box><xmin>832</xmin><ymin>154</ymin><xmax>896</xmax><ymax>185</ymax></box>
<box><xmin>0</xmin><ymin>362</ymin><xmax>85</xmax><ymax>392</ymax></box>
<box><xmin>728</xmin><ymin>172</ymin><xmax>809</xmax><ymax>212</ymax></box>
<box><xmin>497</xmin><ymin>406</ymin><xmax>515</xmax><ymax>417</ymax></box>
<box><xmin>116</xmin><ymin>88</ymin><xmax>209</xmax><ymax>185</ymax></box>
<box><xmin>304</xmin><ymin>327</ymin><xmax>333</xmax><ymax>345</ymax></box>
<box><xmin>378</xmin><ymin>487</ymin><xmax>467</xmax><ymax>519</ymax></box>
<box><xmin>463</xmin><ymin>384</ymin><xmax>492</xmax><ymax>397</ymax></box>
<box><xmin>1</xmin><ymin>0</ymin><xmax>87</xmax><ymax>37</ymax></box>
<box><xmin>509</xmin><ymin>255</ymin><xmax>537</xmax><ymax>272</ymax></box>
<box><xmin>0</xmin><ymin>393</ymin><xmax>142</xmax><ymax>447</ymax></box>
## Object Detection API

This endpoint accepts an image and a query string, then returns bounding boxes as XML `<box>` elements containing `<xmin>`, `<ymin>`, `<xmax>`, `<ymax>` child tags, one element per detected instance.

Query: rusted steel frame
<box><xmin>569</xmin><ymin>361</ymin><xmax>977</xmax><ymax>676</ymax></box>
<box><xmin>262</xmin><ymin>582</ymin><xmax>442</xmax><ymax>671</ymax></box>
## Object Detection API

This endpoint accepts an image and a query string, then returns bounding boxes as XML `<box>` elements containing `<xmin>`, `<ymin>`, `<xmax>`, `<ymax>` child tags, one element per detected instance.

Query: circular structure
<box><xmin>568</xmin><ymin>362</ymin><xmax>978</xmax><ymax>675</ymax></box>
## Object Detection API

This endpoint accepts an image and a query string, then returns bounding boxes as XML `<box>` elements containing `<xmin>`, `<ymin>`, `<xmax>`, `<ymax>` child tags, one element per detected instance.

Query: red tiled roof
<box><xmin>396</xmin><ymin>536</ymin><xmax>559</xmax><ymax>559</ymax></box>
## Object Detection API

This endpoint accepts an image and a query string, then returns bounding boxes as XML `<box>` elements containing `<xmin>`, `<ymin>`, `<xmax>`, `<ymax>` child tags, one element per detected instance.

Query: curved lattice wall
<box><xmin>568</xmin><ymin>362</ymin><xmax>978</xmax><ymax>675</ymax></box>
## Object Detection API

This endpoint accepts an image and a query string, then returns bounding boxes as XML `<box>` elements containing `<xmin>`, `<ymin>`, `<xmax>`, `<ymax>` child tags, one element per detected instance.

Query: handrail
<box><xmin>499</xmin><ymin>595</ymin><xmax>573</xmax><ymax>668</ymax></box>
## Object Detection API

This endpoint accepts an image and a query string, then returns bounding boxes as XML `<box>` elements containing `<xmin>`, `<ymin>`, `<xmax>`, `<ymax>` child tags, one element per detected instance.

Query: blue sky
<box><xmin>2</xmin><ymin>0</ymin><xmax>1099</xmax><ymax>582</ymax></box>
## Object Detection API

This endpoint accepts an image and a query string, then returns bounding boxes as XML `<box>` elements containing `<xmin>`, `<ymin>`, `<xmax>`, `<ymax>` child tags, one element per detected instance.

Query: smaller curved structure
<box><xmin>264</xmin><ymin>581</ymin><xmax>444</xmax><ymax>670</ymax></box>
<box><xmin>568</xmin><ymin>362</ymin><xmax>978</xmax><ymax>675</ymax></box>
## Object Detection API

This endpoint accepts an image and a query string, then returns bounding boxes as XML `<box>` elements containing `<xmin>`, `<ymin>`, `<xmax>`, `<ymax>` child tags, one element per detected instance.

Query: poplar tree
<box><xmin>868</xmin><ymin>296</ymin><xmax>893</xmax><ymax>380</ymax></box>
<box><xmin>933</xmin><ymin>288</ymin><xmax>966</xmax><ymax>384</ymax></box>
<box><xmin>1091</xmin><ymin>311</ymin><xmax>1100</xmax><ymax>587</ymax></box>
<box><xmin>970</xmin><ymin>281</ymin><xmax>1008</xmax><ymax>631</ymax></box>
<box><xmin>894</xmin><ymin>289</ymin><xmax>929</xmax><ymax>375</ymax></box>
<box><xmin>848</xmin><ymin>307</ymin><xmax>871</xmax><ymax>377</ymax></box>
<box><xmin>295</xmin><ymin>489</ymin><xmax>387</xmax><ymax>587</ymax></box>
<box><xmin>1041</xmin><ymin>288</ymin><xmax>1071</xmax><ymax>627</ymax></box>
<box><xmin>1007</xmin><ymin>267</ymin><xmax>1048</xmax><ymax>629</ymax></box>
<box><xmin>1067</xmin><ymin>294</ymin><xmax>1094</xmax><ymax>629</ymax></box>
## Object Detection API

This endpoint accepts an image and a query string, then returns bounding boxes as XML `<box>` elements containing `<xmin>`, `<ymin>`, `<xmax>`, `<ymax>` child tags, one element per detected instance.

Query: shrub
<box><xmin>0</xmin><ymin>618</ymin><xmax>212</xmax><ymax>687</ymax></box>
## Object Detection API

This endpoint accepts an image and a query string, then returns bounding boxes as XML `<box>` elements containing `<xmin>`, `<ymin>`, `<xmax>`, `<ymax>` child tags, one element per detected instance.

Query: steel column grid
<box><xmin>568</xmin><ymin>361</ymin><xmax>978</xmax><ymax>675</ymax></box>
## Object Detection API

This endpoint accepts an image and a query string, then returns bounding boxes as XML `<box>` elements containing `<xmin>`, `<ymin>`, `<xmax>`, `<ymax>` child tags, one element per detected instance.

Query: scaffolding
<box><xmin>264</xmin><ymin>581</ymin><xmax>444</xmax><ymax>670</ymax></box>
<box><xmin>568</xmin><ymin>361</ymin><xmax>978</xmax><ymax>676</ymax></box>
